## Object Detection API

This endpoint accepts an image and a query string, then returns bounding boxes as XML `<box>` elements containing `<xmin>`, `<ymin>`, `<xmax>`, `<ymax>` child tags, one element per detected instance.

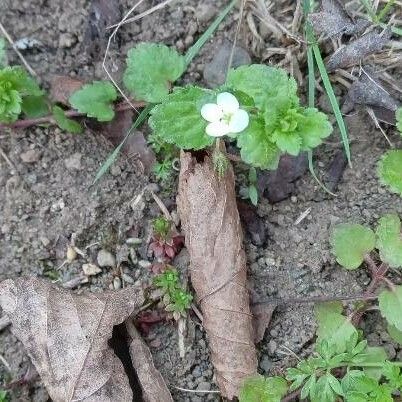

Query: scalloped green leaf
<box><xmin>315</xmin><ymin>302</ymin><xmax>358</xmax><ymax>354</ymax></box>
<box><xmin>378</xmin><ymin>150</ymin><xmax>402</xmax><ymax>196</ymax></box>
<box><xmin>397</xmin><ymin>108</ymin><xmax>402</xmax><ymax>134</ymax></box>
<box><xmin>379</xmin><ymin>286</ymin><xmax>402</xmax><ymax>332</ymax></box>
<box><xmin>330</xmin><ymin>224</ymin><xmax>375</xmax><ymax>270</ymax></box>
<box><xmin>236</xmin><ymin>116</ymin><xmax>281</xmax><ymax>169</ymax></box>
<box><xmin>239</xmin><ymin>374</ymin><xmax>288</xmax><ymax>402</ymax></box>
<box><xmin>227</xmin><ymin>64</ymin><xmax>298</xmax><ymax>110</ymax></box>
<box><xmin>375</xmin><ymin>214</ymin><xmax>402</xmax><ymax>268</ymax></box>
<box><xmin>22</xmin><ymin>95</ymin><xmax>49</xmax><ymax>118</ymax></box>
<box><xmin>0</xmin><ymin>66</ymin><xmax>43</xmax><ymax>123</ymax></box>
<box><xmin>123</xmin><ymin>43</ymin><xmax>185</xmax><ymax>103</ymax></box>
<box><xmin>53</xmin><ymin>105</ymin><xmax>83</xmax><ymax>134</ymax></box>
<box><xmin>387</xmin><ymin>323</ymin><xmax>402</xmax><ymax>344</ymax></box>
<box><xmin>69</xmin><ymin>81</ymin><xmax>117</xmax><ymax>122</ymax></box>
<box><xmin>148</xmin><ymin>86</ymin><xmax>215</xmax><ymax>150</ymax></box>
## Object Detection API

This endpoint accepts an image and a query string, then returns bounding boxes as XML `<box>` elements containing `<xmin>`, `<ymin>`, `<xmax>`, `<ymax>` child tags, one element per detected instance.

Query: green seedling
<box><xmin>330</xmin><ymin>214</ymin><xmax>402</xmax><ymax>335</ymax></box>
<box><xmin>240</xmin><ymin>167</ymin><xmax>259</xmax><ymax>206</ymax></box>
<box><xmin>149</xmin><ymin>217</ymin><xmax>184</xmax><ymax>260</ymax></box>
<box><xmin>378</xmin><ymin>108</ymin><xmax>402</xmax><ymax>196</ymax></box>
<box><xmin>0</xmin><ymin>390</ymin><xmax>8</xmax><ymax>402</ymax></box>
<box><xmin>153</xmin><ymin>267</ymin><xmax>192</xmax><ymax>321</ymax></box>
<box><xmin>240</xmin><ymin>302</ymin><xmax>402</xmax><ymax>402</ymax></box>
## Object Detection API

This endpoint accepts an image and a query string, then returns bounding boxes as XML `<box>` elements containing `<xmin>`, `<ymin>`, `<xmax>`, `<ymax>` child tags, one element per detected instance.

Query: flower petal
<box><xmin>229</xmin><ymin>109</ymin><xmax>249</xmax><ymax>133</ymax></box>
<box><xmin>200</xmin><ymin>103</ymin><xmax>223</xmax><ymax>122</ymax></box>
<box><xmin>206</xmin><ymin>121</ymin><xmax>230</xmax><ymax>137</ymax></box>
<box><xmin>217</xmin><ymin>92</ymin><xmax>239</xmax><ymax>113</ymax></box>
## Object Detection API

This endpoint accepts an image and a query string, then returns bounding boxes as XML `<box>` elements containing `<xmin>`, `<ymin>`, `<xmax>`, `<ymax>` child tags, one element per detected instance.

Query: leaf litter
<box><xmin>0</xmin><ymin>277</ymin><xmax>172</xmax><ymax>402</ymax></box>
<box><xmin>177</xmin><ymin>147</ymin><xmax>257</xmax><ymax>399</ymax></box>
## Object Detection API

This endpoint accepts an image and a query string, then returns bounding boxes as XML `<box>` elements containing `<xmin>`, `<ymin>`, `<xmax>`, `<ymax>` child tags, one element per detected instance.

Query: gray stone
<box><xmin>203</xmin><ymin>39</ymin><xmax>251</xmax><ymax>87</ymax></box>
<box><xmin>192</xmin><ymin>366</ymin><xmax>202</xmax><ymax>378</ymax></box>
<box><xmin>259</xmin><ymin>355</ymin><xmax>273</xmax><ymax>372</ymax></box>
<box><xmin>64</xmin><ymin>153</ymin><xmax>82</xmax><ymax>170</ymax></box>
<box><xmin>196</xmin><ymin>4</ymin><xmax>217</xmax><ymax>24</ymax></box>
<box><xmin>138</xmin><ymin>260</ymin><xmax>151</xmax><ymax>269</ymax></box>
<box><xmin>97</xmin><ymin>249</ymin><xmax>116</xmax><ymax>267</ymax></box>
<box><xmin>196</xmin><ymin>381</ymin><xmax>211</xmax><ymax>391</ymax></box>
<box><xmin>20</xmin><ymin>149</ymin><xmax>41</xmax><ymax>163</ymax></box>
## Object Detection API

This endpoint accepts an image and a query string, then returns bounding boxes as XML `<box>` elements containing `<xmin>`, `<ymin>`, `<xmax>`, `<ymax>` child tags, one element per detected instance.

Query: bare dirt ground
<box><xmin>0</xmin><ymin>0</ymin><xmax>401</xmax><ymax>401</ymax></box>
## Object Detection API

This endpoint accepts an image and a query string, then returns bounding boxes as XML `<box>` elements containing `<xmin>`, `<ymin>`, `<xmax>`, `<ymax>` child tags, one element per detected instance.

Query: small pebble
<box><xmin>97</xmin><ymin>249</ymin><xmax>116</xmax><ymax>267</ymax></box>
<box><xmin>82</xmin><ymin>263</ymin><xmax>102</xmax><ymax>276</ymax></box>
<box><xmin>64</xmin><ymin>153</ymin><xmax>82</xmax><ymax>171</ymax></box>
<box><xmin>121</xmin><ymin>273</ymin><xmax>134</xmax><ymax>284</ymax></box>
<box><xmin>138</xmin><ymin>260</ymin><xmax>151</xmax><ymax>269</ymax></box>
<box><xmin>20</xmin><ymin>149</ymin><xmax>41</xmax><ymax>163</ymax></box>
<box><xmin>196</xmin><ymin>382</ymin><xmax>211</xmax><ymax>391</ymax></box>
<box><xmin>113</xmin><ymin>277</ymin><xmax>122</xmax><ymax>289</ymax></box>
<box><xmin>126</xmin><ymin>237</ymin><xmax>142</xmax><ymax>245</ymax></box>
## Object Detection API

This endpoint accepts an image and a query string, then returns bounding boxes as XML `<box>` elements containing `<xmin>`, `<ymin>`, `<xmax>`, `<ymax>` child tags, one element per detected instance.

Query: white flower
<box><xmin>200</xmin><ymin>92</ymin><xmax>249</xmax><ymax>137</ymax></box>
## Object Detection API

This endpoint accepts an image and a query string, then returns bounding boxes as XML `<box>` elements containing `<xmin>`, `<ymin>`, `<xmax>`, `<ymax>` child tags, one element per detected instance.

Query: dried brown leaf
<box><xmin>177</xmin><ymin>148</ymin><xmax>257</xmax><ymax>399</ymax></box>
<box><xmin>342</xmin><ymin>68</ymin><xmax>399</xmax><ymax>113</ymax></box>
<box><xmin>252</xmin><ymin>303</ymin><xmax>276</xmax><ymax>344</ymax></box>
<box><xmin>50</xmin><ymin>75</ymin><xmax>85</xmax><ymax>106</ymax></box>
<box><xmin>0</xmin><ymin>277</ymin><xmax>144</xmax><ymax>402</ymax></box>
<box><xmin>327</xmin><ymin>30</ymin><xmax>391</xmax><ymax>71</ymax></box>
<box><xmin>310</xmin><ymin>0</ymin><xmax>370</xmax><ymax>38</ymax></box>
<box><xmin>126</xmin><ymin>320</ymin><xmax>173</xmax><ymax>402</ymax></box>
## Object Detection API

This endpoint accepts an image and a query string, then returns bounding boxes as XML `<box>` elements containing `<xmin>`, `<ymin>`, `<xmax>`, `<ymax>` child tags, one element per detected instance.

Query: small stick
<box><xmin>0</xmin><ymin>100</ymin><xmax>146</xmax><ymax>131</ymax></box>
<box><xmin>0</xmin><ymin>145</ymin><xmax>16</xmax><ymax>171</ymax></box>
<box><xmin>174</xmin><ymin>386</ymin><xmax>220</xmax><ymax>394</ymax></box>
<box><xmin>253</xmin><ymin>293</ymin><xmax>378</xmax><ymax>307</ymax></box>
<box><xmin>0</xmin><ymin>22</ymin><xmax>37</xmax><ymax>76</ymax></box>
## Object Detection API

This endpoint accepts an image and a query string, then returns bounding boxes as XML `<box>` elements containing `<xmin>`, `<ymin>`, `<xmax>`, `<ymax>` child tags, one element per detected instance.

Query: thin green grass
<box><xmin>93</xmin><ymin>0</ymin><xmax>238</xmax><ymax>184</ymax></box>
<box><xmin>303</xmin><ymin>0</ymin><xmax>351</xmax><ymax>167</ymax></box>
<box><xmin>359</xmin><ymin>0</ymin><xmax>402</xmax><ymax>36</ymax></box>
<box><xmin>304</xmin><ymin>0</ymin><xmax>337</xmax><ymax>196</ymax></box>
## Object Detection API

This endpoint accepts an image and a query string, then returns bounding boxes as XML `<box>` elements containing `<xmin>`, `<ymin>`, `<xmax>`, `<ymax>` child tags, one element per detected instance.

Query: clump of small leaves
<box><xmin>148</xmin><ymin>64</ymin><xmax>333</xmax><ymax>170</ymax></box>
<box><xmin>149</xmin><ymin>217</ymin><xmax>184</xmax><ymax>260</ymax></box>
<box><xmin>330</xmin><ymin>214</ymin><xmax>402</xmax><ymax>336</ymax></box>
<box><xmin>378</xmin><ymin>108</ymin><xmax>402</xmax><ymax>196</ymax></box>
<box><xmin>240</xmin><ymin>167</ymin><xmax>259</xmax><ymax>206</ymax></box>
<box><xmin>0</xmin><ymin>66</ymin><xmax>45</xmax><ymax>123</ymax></box>
<box><xmin>153</xmin><ymin>267</ymin><xmax>192</xmax><ymax>320</ymax></box>
<box><xmin>0</xmin><ymin>390</ymin><xmax>8</xmax><ymax>402</ymax></box>
<box><xmin>240</xmin><ymin>301</ymin><xmax>402</xmax><ymax>402</ymax></box>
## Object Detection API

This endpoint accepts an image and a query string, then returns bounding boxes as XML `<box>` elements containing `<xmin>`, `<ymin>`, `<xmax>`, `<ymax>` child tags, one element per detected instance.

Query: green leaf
<box><xmin>0</xmin><ymin>66</ymin><xmax>42</xmax><ymax>123</ymax></box>
<box><xmin>301</xmin><ymin>375</ymin><xmax>316</xmax><ymax>399</ymax></box>
<box><xmin>236</xmin><ymin>116</ymin><xmax>281</xmax><ymax>169</ymax></box>
<box><xmin>375</xmin><ymin>214</ymin><xmax>402</xmax><ymax>268</ymax></box>
<box><xmin>352</xmin><ymin>346</ymin><xmax>387</xmax><ymax>380</ymax></box>
<box><xmin>341</xmin><ymin>370</ymin><xmax>366</xmax><ymax>394</ymax></box>
<box><xmin>0</xmin><ymin>38</ymin><xmax>7</xmax><ymax>68</ymax></box>
<box><xmin>22</xmin><ymin>95</ymin><xmax>48</xmax><ymax>118</ymax></box>
<box><xmin>249</xmin><ymin>185</ymin><xmax>258</xmax><ymax>206</ymax></box>
<box><xmin>387</xmin><ymin>323</ymin><xmax>402</xmax><ymax>344</ymax></box>
<box><xmin>378</xmin><ymin>286</ymin><xmax>402</xmax><ymax>332</ymax></box>
<box><xmin>69</xmin><ymin>81</ymin><xmax>117</xmax><ymax>122</ymax></box>
<box><xmin>149</xmin><ymin>86</ymin><xmax>214</xmax><ymax>150</ymax></box>
<box><xmin>315</xmin><ymin>302</ymin><xmax>358</xmax><ymax>353</ymax></box>
<box><xmin>382</xmin><ymin>361</ymin><xmax>402</xmax><ymax>389</ymax></box>
<box><xmin>311</xmin><ymin>373</ymin><xmax>337</xmax><ymax>402</ymax></box>
<box><xmin>378</xmin><ymin>150</ymin><xmax>402</xmax><ymax>196</ymax></box>
<box><xmin>397</xmin><ymin>108</ymin><xmax>402</xmax><ymax>134</ymax></box>
<box><xmin>123</xmin><ymin>43</ymin><xmax>185</xmax><ymax>103</ymax></box>
<box><xmin>239</xmin><ymin>375</ymin><xmax>288</xmax><ymax>402</ymax></box>
<box><xmin>330</xmin><ymin>224</ymin><xmax>375</xmax><ymax>270</ymax></box>
<box><xmin>227</xmin><ymin>64</ymin><xmax>297</xmax><ymax>110</ymax></box>
<box><xmin>53</xmin><ymin>106</ymin><xmax>82</xmax><ymax>134</ymax></box>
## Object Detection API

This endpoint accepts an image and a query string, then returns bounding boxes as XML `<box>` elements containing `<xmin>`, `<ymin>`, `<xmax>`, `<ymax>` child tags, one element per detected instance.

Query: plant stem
<box><xmin>0</xmin><ymin>100</ymin><xmax>146</xmax><ymax>131</ymax></box>
<box><xmin>254</xmin><ymin>293</ymin><xmax>378</xmax><ymax>307</ymax></box>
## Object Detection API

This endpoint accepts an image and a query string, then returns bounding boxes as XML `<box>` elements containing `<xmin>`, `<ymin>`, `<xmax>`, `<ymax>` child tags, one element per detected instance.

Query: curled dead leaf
<box><xmin>177</xmin><ymin>147</ymin><xmax>257</xmax><ymax>399</ymax></box>
<box><xmin>327</xmin><ymin>30</ymin><xmax>391</xmax><ymax>71</ymax></box>
<box><xmin>0</xmin><ymin>277</ymin><xmax>144</xmax><ymax>402</ymax></box>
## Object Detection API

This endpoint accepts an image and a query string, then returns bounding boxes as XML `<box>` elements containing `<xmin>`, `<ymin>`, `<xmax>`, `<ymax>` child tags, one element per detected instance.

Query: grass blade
<box><xmin>184</xmin><ymin>0</ymin><xmax>237</xmax><ymax>67</ymax></box>
<box><xmin>304</xmin><ymin>0</ymin><xmax>338</xmax><ymax>196</ymax></box>
<box><xmin>93</xmin><ymin>104</ymin><xmax>152</xmax><ymax>184</ymax></box>
<box><xmin>312</xmin><ymin>44</ymin><xmax>351</xmax><ymax>166</ymax></box>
